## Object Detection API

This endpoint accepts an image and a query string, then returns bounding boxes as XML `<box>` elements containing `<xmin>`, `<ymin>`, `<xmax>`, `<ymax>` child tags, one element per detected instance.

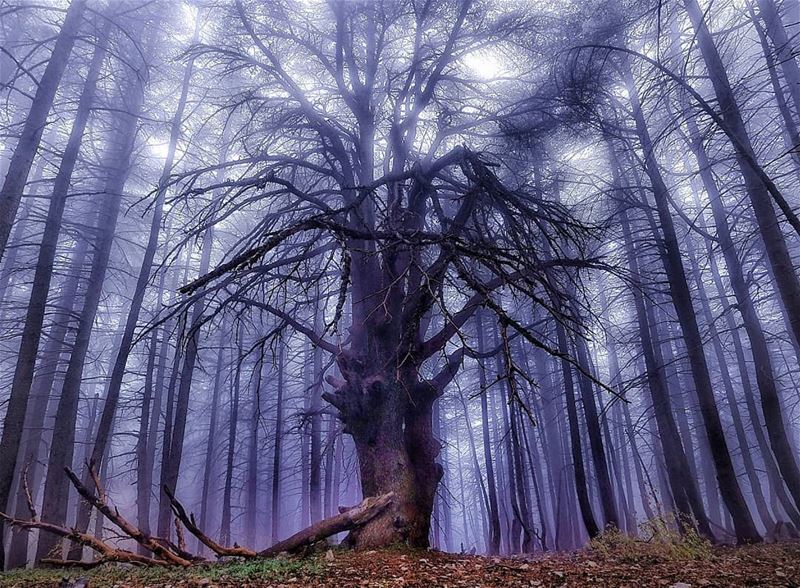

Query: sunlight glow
<box><xmin>462</xmin><ymin>49</ymin><xmax>507</xmax><ymax>80</ymax></box>
<box><xmin>148</xmin><ymin>139</ymin><xmax>171</xmax><ymax>161</ymax></box>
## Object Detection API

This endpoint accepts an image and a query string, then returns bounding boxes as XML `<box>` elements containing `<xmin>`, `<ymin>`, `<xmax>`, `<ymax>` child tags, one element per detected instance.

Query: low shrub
<box><xmin>590</xmin><ymin>514</ymin><xmax>713</xmax><ymax>564</ymax></box>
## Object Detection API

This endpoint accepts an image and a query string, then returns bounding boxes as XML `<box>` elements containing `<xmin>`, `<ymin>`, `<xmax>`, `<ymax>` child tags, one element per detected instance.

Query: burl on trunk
<box><xmin>323</xmin><ymin>350</ymin><xmax>443</xmax><ymax>549</ymax></box>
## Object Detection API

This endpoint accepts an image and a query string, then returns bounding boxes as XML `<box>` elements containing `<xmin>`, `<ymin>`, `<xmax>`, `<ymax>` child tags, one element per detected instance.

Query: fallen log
<box><xmin>163</xmin><ymin>485</ymin><xmax>258</xmax><ymax>559</ymax></box>
<box><xmin>6</xmin><ymin>461</ymin><xmax>396</xmax><ymax>567</ymax></box>
<box><xmin>64</xmin><ymin>466</ymin><xmax>194</xmax><ymax>566</ymax></box>
<box><xmin>0</xmin><ymin>513</ymin><xmax>170</xmax><ymax>567</ymax></box>
<box><xmin>259</xmin><ymin>493</ymin><xmax>395</xmax><ymax>557</ymax></box>
<box><xmin>0</xmin><ymin>466</ymin><xmax>172</xmax><ymax>567</ymax></box>
<box><xmin>166</xmin><ymin>483</ymin><xmax>394</xmax><ymax>558</ymax></box>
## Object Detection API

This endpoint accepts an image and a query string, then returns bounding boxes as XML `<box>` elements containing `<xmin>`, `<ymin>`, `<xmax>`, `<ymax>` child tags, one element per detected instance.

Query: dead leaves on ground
<box><xmin>5</xmin><ymin>541</ymin><xmax>799</xmax><ymax>587</ymax></box>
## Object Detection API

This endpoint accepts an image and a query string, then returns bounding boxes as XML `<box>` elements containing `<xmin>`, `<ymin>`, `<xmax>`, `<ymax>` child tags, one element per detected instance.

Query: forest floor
<box><xmin>1</xmin><ymin>541</ymin><xmax>799</xmax><ymax>587</ymax></box>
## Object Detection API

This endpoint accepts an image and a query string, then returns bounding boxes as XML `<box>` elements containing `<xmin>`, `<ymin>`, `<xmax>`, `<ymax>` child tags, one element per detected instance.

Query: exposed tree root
<box><xmin>1</xmin><ymin>464</ymin><xmax>394</xmax><ymax>568</ymax></box>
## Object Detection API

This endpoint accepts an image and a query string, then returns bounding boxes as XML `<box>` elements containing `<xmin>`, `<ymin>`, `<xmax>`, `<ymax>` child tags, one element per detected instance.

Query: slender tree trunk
<box><xmin>332</xmin><ymin>432</ymin><xmax>343</xmax><ymax>523</ymax></box>
<box><xmin>157</xmin><ymin>128</ymin><xmax>225</xmax><ymax>539</ymax></box>
<box><xmin>622</xmin><ymin>394</ymin><xmax>658</xmax><ymax>521</ymax></box>
<box><xmin>555</xmin><ymin>319</ymin><xmax>600</xmax><ymax>538</ymax></box>
<box><xmin>244</xmin><ymin>354</ymin><xmax>261</xmax><ymax>549</ymax></box>
<box><xmin>494</xmin><ymin>386</ymin><xmax>513</xmax><ymax>553</ymax></box>
<box><xmin>0</xmin><ymin>191</ymin><xmax>33</xmax><ymax>309</ymax></box>
<box><xmin>197</xmin><ymin>329</ymin><xmax>226</xmax><ymax>551</ymax></box>
<box><xmin>323</xmin><ymin>413</ymin><xmax>337</xmax><ymax>520</ymax></box>
<box><xmin>496</xmin><ymin>375</ymin><xmax>521</xmax><ymax>553</ymax></box>
<box><xmin>691</xmin><ymin>181</ymin><xmax>800</xmax><ymax>526</ymax></box>
<box><xmin>331</xmin><ymin>428</ymin><xmax>343</xmax><ymax>525</ymax></box>
<box><xmin>573</xmin><ymin>334</ymin><xmax>619</xmax><ymax>529</ymax></box>
<box><xmin>613</xmin><ymin>400</ymin><xmax>638</xmax><ymax>532</ymax></box>
<box><xmin>454</xmin><ymin>432</ymin><xmax>471</xmax><ymax>550</ymax></box>
<box><xmin>220</xmin><ymin>338</ymin><xmax>242</xmax><ymax>547</ymax></box>
<box><xmin>623</xmin><ymin>64</ymin><xmax>761</xmax><ymax>542</ymax></box>
<box><xmin>79</xmin><ymin>392</ymin><xmax>100</xmax><ymax>477</ymax></box>
<box><xmin>458</xmin><ymin>391</ymin><xmax>491</xmax><ymax>552</ymax></box>
<box><xmin>135</xmin><ymin>329</ymin><xmax>158</xmax><ymax>556</ymax></box>
<box><xmin>93</xmin><ymin>442</ymin><xmax>111</xmax><ymax>542</ymax></box>
<box><xmin>431</xmin><ymin>401</ymin><xmax>443</xmax><ymax>551</ymax></box>
<box><xmin>529</xmin><ymin>344</ymin><xmax>570</xmax><ymax>547</ymax></box>
<box><xmin>271</xmin><ymin>343</ymin><xmax>285</xmax><ymax>544</ymax></box>
<box><xmin>519</xmin><ymin>404</ymin><xmax>549</xmax><ymax>551</ymax></box>
<box><xmin>748</xmin><ymin>5</ymin><xmax>800</xmax><ymax>175</ymax></box>
<box><xmin>157</xmin><ymin>260</ymin><xmax>207</xmax><ymax>536</ymax></box>
<box><xmin>0</xmin><ymin>0</ymin><xmax>87</xmax><ymax>259</ymax></box>
<box><xmin>685</xmin><ymin>231</ymin><xmax>775</xmax><ymax>530</ymax></box>
<box><xmin>310</xmin><ymin>303</ymin><xmax>323</xmax><ymax>525</ymax></box>
<box><xmin>508</xmin><ymin>397</ymin><xmax>534</xmax><ymax>551</ymax></box>
<box><xmin>70</xmin><ymin>26</ymin><xmax>198</xmax><ymax>554</ymax></box>
<box><xmin>36</xmin><ymin>61</ymin><xmax>145</xmax><ymax>561</ymax></box>
<box><xmin>436</xmin><ymin>399</ymin><xmax>453</xmax><ymax>551</ymax></box>
<box><xmin>612</xmin><ymin>152</ymin><xmax>713</xmax><ymax>537</ymax></box>
<box><xmin>476</xmin><ymin>311</ymin><xmax>501</xmax><ymax>553</ymax></box>
<box><xmin>683</xmin><ymin>0</ymin><xmax>800</xmax><ymax>415</ymax></box>
<box><xmin>300</xmin><ymin>352</ymin><xmax>312</xmax><ymax>529</ymax></box>
<box><xmin>599</xmin><ymin>286</ymin><xmax>639</xmax><ymax>532</ymax></box>
<box><xmin>684</xmin><ymin>114</ymin><xmax>800</xmax><ymax>518</ymax></box>
<box><xmin>154</xmin><ymin>317</ymin><xmax>184</xmax><ymax>540</ymax></box>
<box><xmin>756</xmin><ymin>0</ymin><xmax>800</xmax><ymax>122</ymax></box>
<box><xmin>601</xmin><ymin>402</ymin><xmax>634</xmax><ymax>533</ymax></box>
<box><xmin>5</xmin><ymin>229</ymin><xmax>91</xmax><ymax>566</ymax></box>
<box><xmin>138</xmin><ymin>255</ymin><xmax>182</xmax><ymax>554</ymax></box>
<box><xmin>0</xmin><ymin>25</ymin><xmax>107</xmax><ymax>567</ymax></box>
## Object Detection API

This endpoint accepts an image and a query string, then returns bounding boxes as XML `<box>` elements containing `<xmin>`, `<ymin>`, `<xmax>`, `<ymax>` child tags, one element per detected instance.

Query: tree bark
<box><xmin>476</xmin><ymin>310</ymin><xmax>502</xmax><ymax>553</ymax></box>
<box><xmin>322</xmin><ymin>339</ymin><xmax>446</xmax><ymax>550</ymax></box>
<box><xmin>310</xmin><ymin>305</ymin><xmax>323</xmax><ymax>525</ymax></box>
<box><xmin>197</xmin><ymin>329</ymin><xmax>226</xmax><ymax>552</ymax></box>
<box><xmin>70</xmin><ymin>23</ymin><xmax>199</xmax><ymax>554</ymax></box>
<box><xmin>5</xmin><ymin>223</ymin><xmax>92</xmax><ymax>567</ymax></box>
<box><xmin>458</xmin><ymin>390</ymin><xmax>492</xmax><ymax>552</ymax></box>
<box><xmin>573</xmin><ymin>334</ymin><xmax>619</xmax><ymax>530</ymax></box>
<box><xmin>219</xmin><ymin>338</ymin><xmax>243</xmax><ymax>548</ymax></box>
<box><xmin>555</xmin><ymin>318</ymin><xmax>600</xmax><ymax>538</ymax></box>
<box><xmin>244</xmin><ymin>353</ymin><xmax>262</xmax><ymax>549</ymax></box>
<box><xmin>612</xmin><ymin>147</ymin><xmax>713</xmax><ymax>539</ymax></box>
<box><xmin>35</xmin><ymin>52</ymin><xmax>145</xmax><ymax>562</ymax></box>
<box><xmin>684</xmin><ymin>114</ymin><xmax>800</xmax><ymax>518</ymax></box>
<box><xmin>0</xmin><ymin>36</ymin><xmax>108</xmax><ymax>567</ymax></box>
<box><xmin>623</xmin><ymin>62</ymin><xmax>761</xmax><ymax>542</ymax></box>
<box><xmin>156</xmin><ymin>123</ymin><xmax>224</xmax><ymax>541</ymax></box>
<box><xmin>598</xmin><ymin>285</ymin><xmax>640</xmax><ymax>532</ymax></box>
<box><xmin>0</xmin><ymin>189</ymin><xmax>33</xmax><ymax>310</ymax></box>
<box><xmin>134</xmin><ymin>330</ymin><xmax>157</xmax><ymax>556</ymax></box>
<box><xmin>270</xmin><ymin>343</ymin><xmax>285</xmax><ymax>545</ymax></box>
<box><xmin>0</xmin><ymin>22</ymin><xmax>107</xmax><ymax>567</ymax></box>
<box><xmin>683</xmin><ymin>0</ymin><xmax>800</xmax><ymax>411</ymax></box>
<box><xmin>684</xmin><ymin>216</ymin><xmax>775</xmax><ymax>530</ymax></box>
<box><xmin>259</xmin><ymin>494</ymin><xmax>394</xmax><ymax>557</ymax></box>
<box><xmin>748</xmin><ymin>5</ymin><xmax>800</xmax><ymax>175</ymax></box>
<box><xmin>353</xmin><ymin>367</ymin><xmax>439</xmax><ymax>548</ymax></box>
<box><xmin>756</xmin><ymin>0</ymin><xmax>800</xmax><ymax>123</ymax></box>
<box><xmin>0</xmin><ymin>0</ymin><xmax>87</xmax><ymax>259</ymax></box>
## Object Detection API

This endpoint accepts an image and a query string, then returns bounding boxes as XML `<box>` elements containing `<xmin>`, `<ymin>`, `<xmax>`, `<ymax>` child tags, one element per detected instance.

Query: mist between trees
<box><xmin>0</xmin><ymin>0</ymin><xmax>799</xmax><ymax>569</ymax></box>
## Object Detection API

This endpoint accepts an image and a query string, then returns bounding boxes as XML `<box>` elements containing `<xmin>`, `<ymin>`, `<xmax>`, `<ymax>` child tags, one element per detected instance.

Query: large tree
<box><xmin>174</xmin><ymin>0</ymin><xmax>599</xmax><ymax>548</ymax></box>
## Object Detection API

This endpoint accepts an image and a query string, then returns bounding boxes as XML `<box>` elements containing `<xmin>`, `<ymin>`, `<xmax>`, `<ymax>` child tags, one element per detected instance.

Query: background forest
<box><xmin>1</xmin><ymin>0</ymin><xmax>800</xmax><ymax>573</ymax></box>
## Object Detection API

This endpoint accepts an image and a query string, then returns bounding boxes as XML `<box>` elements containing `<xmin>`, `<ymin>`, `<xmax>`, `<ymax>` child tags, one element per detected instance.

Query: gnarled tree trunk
<box><xmin>324</xmin><ymin>355</ymin><xmax>442</xmax><ymax>549</ymax></box>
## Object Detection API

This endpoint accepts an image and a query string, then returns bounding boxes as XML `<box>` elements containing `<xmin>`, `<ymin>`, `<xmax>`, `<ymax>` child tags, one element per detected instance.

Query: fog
<box><xmin>0</xmin><ymin>0</ymin><xmax>799</xmax><ymax>569</ymax></box>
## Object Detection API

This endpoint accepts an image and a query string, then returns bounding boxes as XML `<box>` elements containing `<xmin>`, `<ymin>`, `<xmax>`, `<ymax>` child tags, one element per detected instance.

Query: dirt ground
<box><xmin>1</xmin><ymin>542</ymin><xmax>798</xmax><ymax>587</ymax></box>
